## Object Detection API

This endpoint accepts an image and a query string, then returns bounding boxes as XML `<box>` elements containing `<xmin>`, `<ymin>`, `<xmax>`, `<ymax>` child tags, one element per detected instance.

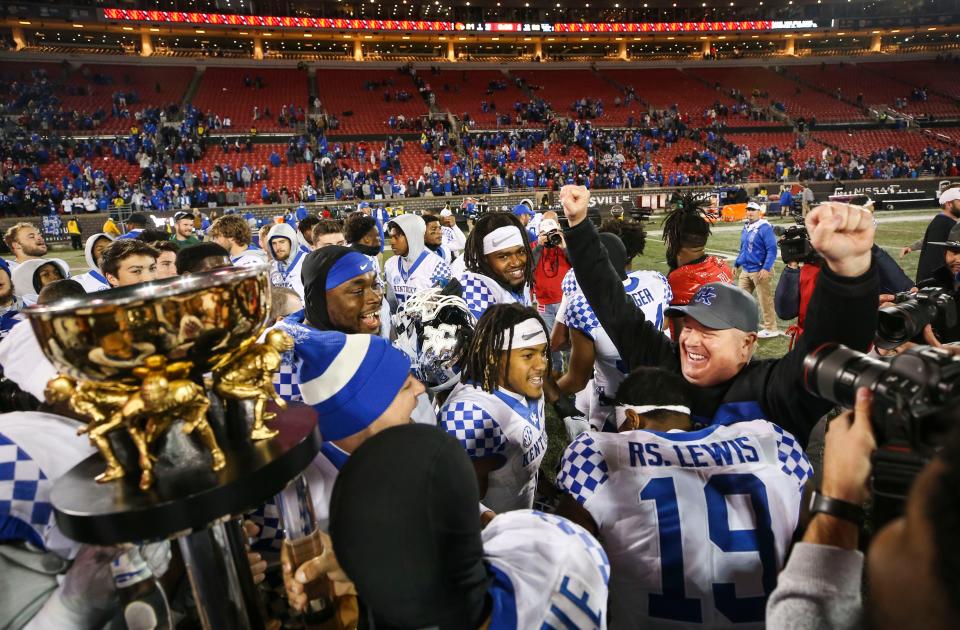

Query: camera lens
<box><xmin>803</xmin><ymin>343</ymin><xmax>888</xmax><ymax>408</ymax></box>
<box><xmin>876</xmin><ymin>301</ymin><xmax>938</xmax><ymax>350</ymax></box>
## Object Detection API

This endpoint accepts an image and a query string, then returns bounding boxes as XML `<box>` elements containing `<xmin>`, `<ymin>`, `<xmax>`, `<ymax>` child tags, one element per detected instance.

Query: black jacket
<box><xmin>918</xmin><ymin>266</ymin><xmax>960</xmax><ymax>344</ymax></box>
<box><xmin>917</xmin><ymin>213</ymin><xmax>956</xmax><ymax>285</ymax></box>
<box><xmin>564</xmin><ymin>219</ymin><xmax>878</xmax><ymax>447</ymax></box>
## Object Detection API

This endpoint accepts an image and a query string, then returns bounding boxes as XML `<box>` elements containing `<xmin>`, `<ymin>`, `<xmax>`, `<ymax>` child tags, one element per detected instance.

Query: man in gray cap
<box><xmin>915</xmin><ymin>221</ymin><xmax>960</xmax><ymax>343</ymax></box>
<box><xmin>559</xmin><ymin>185</ymin><xmax>878</xmax><ymax>447</ymax></box>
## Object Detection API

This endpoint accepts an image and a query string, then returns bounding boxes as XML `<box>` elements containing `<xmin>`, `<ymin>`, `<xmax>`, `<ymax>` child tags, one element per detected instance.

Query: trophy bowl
<box><xmin>26</xmin><ymin>265</ymin><xmax>272</xmax><ymax>381</ymax></box>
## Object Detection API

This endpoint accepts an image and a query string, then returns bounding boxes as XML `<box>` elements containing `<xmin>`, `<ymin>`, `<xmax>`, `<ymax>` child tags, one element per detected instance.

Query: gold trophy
<box><xmin>27</xmin><ymin>265</ymin><xmax>293</xmax><ymax>490</ymax></box>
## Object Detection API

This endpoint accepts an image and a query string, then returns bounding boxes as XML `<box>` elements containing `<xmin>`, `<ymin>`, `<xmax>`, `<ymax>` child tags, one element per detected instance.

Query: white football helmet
<box><xmin>392</xmin><ymin>287</ymin><xmax>475</xmax><ymax>394</ymax></box>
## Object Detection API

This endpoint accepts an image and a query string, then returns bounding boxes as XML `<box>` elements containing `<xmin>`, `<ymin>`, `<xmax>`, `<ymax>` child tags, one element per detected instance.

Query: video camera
<box><xmin>803</xmin><ymin>343</ymin><xmax>960</xmax><ymax>526</ymax></box>
<box><xmin>876</xmin><ymin>288</ymin><xmax>958</xmax><ymax>350</ymax></box>
<box><xmin>778</xmin><ymin>217</ymin><xmax>817</xmax><ymax>265</ymax></box>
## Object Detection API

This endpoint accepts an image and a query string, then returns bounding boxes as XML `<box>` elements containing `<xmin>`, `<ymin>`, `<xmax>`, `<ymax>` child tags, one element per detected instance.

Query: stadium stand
<box><xmin>867</xmin><ymin>59</ymin><xmax>960</xmax><ymax>102</ymax></box>
<box><xmin>433</xmin><ymin>69</ymin><xmax>532</xmax><ymax>128</ymax></box>
<box><xmin>57</xmin><ymin>64</ymin><xmax>194</xmax><ymax>133</ymax></box>
<box><xmin>314</xmin><ymin>69</ymin><xmax>429</xmax><ymax>135</ymax></box>
<box><xmin>190</xmin><ymin>67</ymin><xmax>310</xmax><ymax>132</ymax></box>
<box><xmin>690</xmin><ymin>66</ymin><xmax>868</xmax><ymax>122</ymax></box>
<box><xmin>511</xmin><ymin>69</ymin><xmax>628</xmax><ymax>124</ymax></box>
<box><xmin>790</xmin><ymin>63</ymin><xmax>960</xmax><ymax>119</ymax></box>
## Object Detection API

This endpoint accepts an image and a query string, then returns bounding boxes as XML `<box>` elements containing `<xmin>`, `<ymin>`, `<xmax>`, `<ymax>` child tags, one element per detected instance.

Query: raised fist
<box><xmin>559</xmin><ymin>185</ymin><xmax>590</xmax><ymax>227</ymax></box>
<box><xmin>805</xmin><ymin>201</ymin><xmax>875</xmax><ymax>277</ymax></box>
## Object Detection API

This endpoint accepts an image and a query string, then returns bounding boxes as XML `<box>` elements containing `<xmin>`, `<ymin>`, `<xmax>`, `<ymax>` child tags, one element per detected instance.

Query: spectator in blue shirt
<box><xmin>779</xmin><ymin>185</ymin><xmax>794</xmax><ymax>214</ymax></box>
<box><xmin>735</xmin><ymin>202</ymin><xmax>780</xmax><ymax>338</ymax></box>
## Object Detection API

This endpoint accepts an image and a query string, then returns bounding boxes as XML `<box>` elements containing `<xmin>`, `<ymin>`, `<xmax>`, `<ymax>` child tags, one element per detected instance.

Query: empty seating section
<box><xmin>604</xmin><ymin>68</ymin><xmax>724</xmax><ymax>117</ymax></box>
<box><xmin>58</xmin><ymin>64</ymin><xmax>194</xmax><ymax>132</ymax></box>
<box><xmin>191</xmin><ymin>68</ymin><xmax>309</xmax><ymax>132</ymax></box>
<box><xmin>868</xmin><ymin>61</ymin><xmax>960</xmax><ymax>101</ymax></box>
<box><xmin>433</xmin><ymin>70</ymin><xmax>529</xmax><ymax>128</ymax></box>
<box><xmin>511</xmin><ymin>70</ymin><xmax>628</xmax><ymax>124</ymax></box>
<box><xmin>790</xmin><ymin>64</ymin><xmax>960</xmax><ymax>118</ymax></box>
<box><xmin>314</xmin><ymin>69</ymin><xmax>428</xmax><ymax>135</ymax></box>
<box><xmin>812</xmin><ymin>129</ymin><xmax>952</xmax><ymax>157</ymax></box>
<box><xmin>1</xmin><ymin>61</ymin><xmax>67</xmax><ymax>84</ymax></box>
<box><xmin>691</xmin><ymin>66</ymin><xmax>866</xmax><ymax>122</ymax></box>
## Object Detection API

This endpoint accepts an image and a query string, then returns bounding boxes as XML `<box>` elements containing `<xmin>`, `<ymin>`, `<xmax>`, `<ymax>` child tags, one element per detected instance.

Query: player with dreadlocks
<box><xmin>440</xmin><ymin>303</ymin><xmax>549</xmax><ymax>515</ymax></box>
<box><xmin>662</xmin><ymin>192</ymin><xmax>734</xmax><ymax>334</ymax></box>
<box><xmin>454</xmin><ymin>213</ymin><xmax>534</xmax><ymax>321</ymax></box>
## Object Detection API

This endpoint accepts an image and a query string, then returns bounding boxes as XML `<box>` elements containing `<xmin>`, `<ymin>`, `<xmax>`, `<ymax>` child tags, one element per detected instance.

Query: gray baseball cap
<box><xmin>927</xmin><ymin>221</ymin><xmax>960</xmax><ymax>251</ymax></box>
<box><xmin>665</xmin><ymin>282</ymin><xmax>759</xmax><ymax>333</ymax></box>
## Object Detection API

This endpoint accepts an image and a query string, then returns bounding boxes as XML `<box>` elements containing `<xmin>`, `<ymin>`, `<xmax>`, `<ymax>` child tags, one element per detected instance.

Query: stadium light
<box><xmin>18</xmin><ymin>20</ymin><xmax>31</xmax><ymax>25</ymax></box>
<box><xmin>73</xmin><ymin>24</ymin><xmax>84</xmax><ymax>28</ymax></box>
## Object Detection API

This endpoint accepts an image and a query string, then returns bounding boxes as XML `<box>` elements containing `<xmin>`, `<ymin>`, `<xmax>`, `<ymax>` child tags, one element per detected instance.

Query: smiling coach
<box><xmin>559</xmin><ymin>185</ymin><xmax>878</xmax><ymax>447</ymax></box>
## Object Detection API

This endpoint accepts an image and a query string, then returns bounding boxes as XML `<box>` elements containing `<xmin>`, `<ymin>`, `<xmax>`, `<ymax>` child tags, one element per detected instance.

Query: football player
<box><xmin>556</xmin><ymin>367</ymin><xmax>811</xmax><ymax>629</ymax></box>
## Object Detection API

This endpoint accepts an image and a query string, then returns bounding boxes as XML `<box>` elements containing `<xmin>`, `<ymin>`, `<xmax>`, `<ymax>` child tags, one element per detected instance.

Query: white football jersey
<box><xmin>565</xmin><ymin>270</ymin><xmax>672</xmax><ymax>431</ymax></box>
<box><xmin>459</xmin><ymin>270</ymin><xmax>532</xmax><ymax>321</ymax></box>
<box><xmin>0</xmin><ymin>411</ymin><xmax>95</xmax><ymax>557</ymax></box>
<box><xmin>269</xmin><ymin>248</ymin><xmax>307</xmax><ymax>300</ymax></box>
<box><xmin>73</xmin><ymin>270</ymin><xmax>111</xmax><ymax>293</ymax></box>
<box><xmin>557</xmin><ymin>421</ymin><xmax>812</xmax><ymax>630</ymax></box>
<box><xmin>441</xmin><ymin>224</ymin><xmax>466</xmax><ymax>254</ymax></box>
<box><xmin>384</xmin><ymin>250</ymin><xmax>452</xmax><ymax>308</ymax></box>
<box><xmin>440</xmin><ymin>383</ymin><xmax>547</xmax><ymax>514</ymax></box>
<box><xmin>231</xmin><ymin>246</ymin><xmax>268</xmax><ymax>268</ymax></box>
<box><xmin>483</xmin><ymin>510</ymin><xmax>609</xmax><ymax>629</ymax></box>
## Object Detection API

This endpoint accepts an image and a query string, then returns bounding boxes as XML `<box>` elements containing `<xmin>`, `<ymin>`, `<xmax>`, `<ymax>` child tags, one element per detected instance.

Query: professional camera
<box><xmin>804</xmin><ymin>343</ymin><xmax>960</xmax><ymax>526</ymax></box>
<box><xmin>778</xmin><ymin>217</ymin><xmax>817</xmax><ymax>265</ymax></box>
<box><xmin>875</xmin><ymin>287</ymin><xmax>957</xmax><ymax>350</ymax></box>
<box><xmin>543</xmin><ymin>230</ymin><xmax>564</xmax><ymax>248</ymax></box>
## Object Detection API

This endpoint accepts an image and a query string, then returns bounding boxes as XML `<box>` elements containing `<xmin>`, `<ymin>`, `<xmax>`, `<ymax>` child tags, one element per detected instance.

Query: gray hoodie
<box><xmin>388</xmin><ymin>214</ymin><xmax>427</xmax><ymax>266</ymax></box>
<box><xmin>83</xmin><ymin>232</ymin><xmax>114</xmax><ymax>272</ymax></box>
<box><xmin>266</xmin><ymin>222</ymin><xmax>307</xmax><ymax>300</ymax></box>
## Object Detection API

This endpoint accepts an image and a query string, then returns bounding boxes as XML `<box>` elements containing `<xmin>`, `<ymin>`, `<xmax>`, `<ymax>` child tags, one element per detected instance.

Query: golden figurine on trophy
<box><xmin>213</xmin><ymin>328</ymin><xmax>295</xmax><ymax>441</ymax></box>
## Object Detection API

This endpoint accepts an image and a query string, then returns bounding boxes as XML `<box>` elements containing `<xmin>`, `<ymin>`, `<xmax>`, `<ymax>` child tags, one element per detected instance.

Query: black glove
<box><xmin>553</xmin><ymin>396</ymin><xmax>584</xmax><ymax>419</ymax></box>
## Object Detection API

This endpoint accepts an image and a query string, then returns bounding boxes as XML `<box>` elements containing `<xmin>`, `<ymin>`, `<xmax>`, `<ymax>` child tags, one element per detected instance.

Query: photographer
<box><xmin>914</xmin><ymin>222</ymin><xmax>960</xmax><ymax>343</ymax></box>
<box><xmin>766</xmin><ymin>387</ymin><xmax>960</xmax><ymax>630</ymax></box>
<box><xmin>531</xmin><ymin>217</ymin><xmax>571</xmax><ymax>366</ymax></box>
<box><xmin>904</xmin><ymin>187</ymin><xmax>960</xmax><ymax>284</ymax></box>
<box><xmin>561</xmin><ymin>185</ymin><xmax>878</xmax><ymax>446</ymax></box>
<box><xmin>776</xmin><ymin>222</ymin><xmax>912</xmax><ymax>346</ymax></box>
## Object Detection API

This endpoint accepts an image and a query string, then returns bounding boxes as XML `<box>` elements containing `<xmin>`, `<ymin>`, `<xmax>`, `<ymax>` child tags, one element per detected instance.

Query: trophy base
<box><xmin>51</xmin><ymin>402</ymin><xmax>320</xmax><ymax>545</ymax></box>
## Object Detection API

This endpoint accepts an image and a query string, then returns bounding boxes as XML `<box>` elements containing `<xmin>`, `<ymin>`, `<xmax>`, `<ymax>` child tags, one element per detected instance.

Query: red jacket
<box><xmin>533</xmin><ymin>246</ymin><xmax>572</xmax><ymax>305</ymax></box>
<box><xmin>668</xmin><ymin>256</ymin><xmax>735</xmax><ymax>306</ymax></box>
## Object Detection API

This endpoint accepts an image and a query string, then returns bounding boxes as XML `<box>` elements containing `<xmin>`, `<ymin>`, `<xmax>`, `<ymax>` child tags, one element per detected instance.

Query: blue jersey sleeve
<box><xmin>441</xmin><ymin>401</ymin><xmax>506</xmax><ymax>459</ymax></box>
<box><xmin>460</xmin><ymin>274</ymin><xmax>497</xmax><ymax>321</ymax></box>
<box><xmin>556</xmin><ymin>432</ymin><xmax>610</xmax><ymax>506</ymax></box>
<box><xmin>565</xmin><ymin>294</ymin><xmax>601</xmax><ymax>339</ymax></box>
<box><xmin>431</xmin><ymin>260</ymin><xmax>453</xmax><ymax>287</ymax></box>
<box><xmin>772</xmin><ymin>424</ymin><xmax>814</xmax><ymax>491</ymax></box>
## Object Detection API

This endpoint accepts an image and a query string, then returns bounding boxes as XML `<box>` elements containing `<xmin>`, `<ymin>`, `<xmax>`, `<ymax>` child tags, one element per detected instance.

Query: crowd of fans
<box><xmin>0</xmin><ymin>62</ymin><xmax>957</xmax><ymax>219</ymax></box>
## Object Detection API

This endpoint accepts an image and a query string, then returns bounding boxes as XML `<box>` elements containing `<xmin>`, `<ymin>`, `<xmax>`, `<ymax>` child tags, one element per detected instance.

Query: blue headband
<box><xmin>325</xmin><ymin>251</ymin><xmax>374</xmax><ymax>290</ymax></box>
